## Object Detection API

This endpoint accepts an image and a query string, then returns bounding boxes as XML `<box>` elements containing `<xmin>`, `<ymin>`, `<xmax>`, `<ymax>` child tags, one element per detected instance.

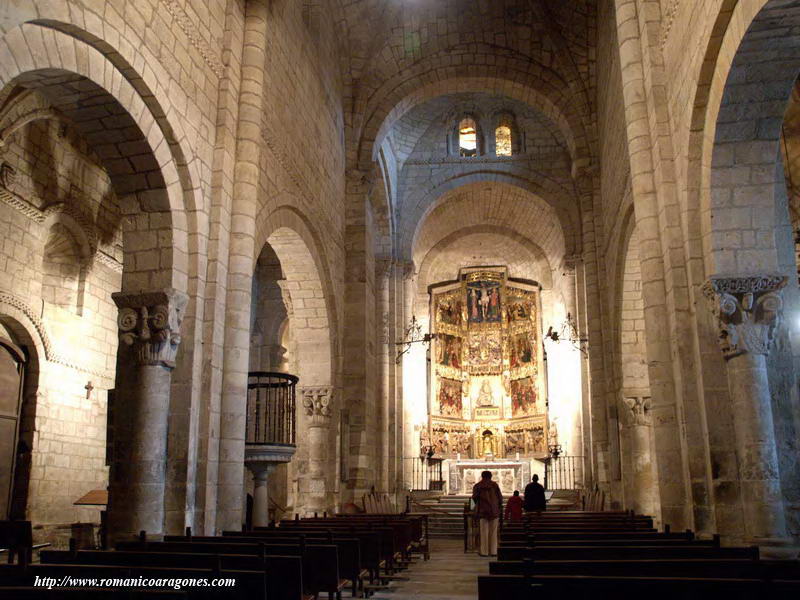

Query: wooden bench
<box><xmin>0</xmin><ymin>589</ymin><xmax>186</xmax><ymax>599</ymax></box>
<box><xmin>0</xmin><ymin>563</ymin><xmax>263</xmax><ymax>600</ymax></box>
<box><xmin>40</xmin><ymin>549</ymin><xmax>303</xmax><ymax>600</ymax></box>
<box><xmin>117</xmin><ymin>539</ymin><xmax>344</xmax><ymax>599</ymax></box>
<box><xmin>489</xmin><ymin>557</ymin><xmax>800</xmax><ymax>579</ymax></box>
<box><xmin>178</xmin><ymin>532</ymin><xmax>364</xmax><ymax>598</ymax></box>
<box><xmin>478</xmin><ymin>573</ymin><xmax>800</xmax><ymax>600</ymax></box>
<box><xmin>497</xmin><ymin>543</ymin><xmax>759</xmax><ymax>561</ymax></box>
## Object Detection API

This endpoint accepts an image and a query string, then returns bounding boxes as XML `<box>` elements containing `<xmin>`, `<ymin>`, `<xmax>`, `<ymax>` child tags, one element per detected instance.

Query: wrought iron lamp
<box><xmin>395</xmin><ymin>315</ymin><xmax>437</xmax><ymax>363</ymax></box>
<box><xmin>547</xmin><ymin>424</ymin><xmax>563</xmax><ymax>458</ymax></box>
<box><xmin>545</xmin><ymin>312</ymin><xmax>588</xmax><ymax>355</ymax></box>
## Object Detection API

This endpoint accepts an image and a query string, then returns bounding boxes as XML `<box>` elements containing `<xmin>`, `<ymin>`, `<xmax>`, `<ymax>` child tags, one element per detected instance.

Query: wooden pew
<box><xmin>497</xmin><ymin>543</ymin><xmax>758</xmax><ymax>561</ymax></box>
<box><xmin>478</xmin><ymin>573</ymin><xmax>800</xmax><ymax>600</ymax></box>
<box><xmin>0</xmin><ymin>589</ymin><xmax>186</xmax><ymax>599</ymax></box>
<box><xmin>279</xmin><ymin>521</ymin><xmax>399</xmax><ymax>575</ymax></box>
<box><xmin>0</xmin><ymin>563</ymin><xmax>262</xmax><ymax>600</ymax></box>
<box><xmin>489</xmin><ymin>557</ymin><xmax>800</xmax><ymax>579</ymax></box>
<box><xmin>117</xmin><ymin>540</ymin><xmax>344</xmax><ymax>599</ymax></box>
<box><xmin>173</xmin><ymin>532</ymin><xmax>364</xmax><ymax>598</ymax></box>
<box><xmin>40</xmin><ymin>549</ymin><xmax>303</xmax><ymax>600</ymax></box>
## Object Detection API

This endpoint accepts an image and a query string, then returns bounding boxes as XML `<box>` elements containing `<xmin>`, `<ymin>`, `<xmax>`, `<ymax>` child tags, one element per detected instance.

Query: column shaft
<box><xmin>726</xmin><ymin>352</ymin><xmax>787</xmax><ymax>541</ymax></box>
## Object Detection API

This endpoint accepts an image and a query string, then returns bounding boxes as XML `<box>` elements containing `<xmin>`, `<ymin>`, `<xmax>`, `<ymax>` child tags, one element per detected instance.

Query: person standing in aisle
<box><xmin>472</xmin><ymin>470</ymin><xmax>503</xmax><ymax>556</ymax></box>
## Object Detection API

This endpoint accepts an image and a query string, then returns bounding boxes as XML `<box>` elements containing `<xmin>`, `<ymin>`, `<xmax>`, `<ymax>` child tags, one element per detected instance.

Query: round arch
<box><xmin>685</xmin><ymin>0</ymin><xmax>800</xmax><ymax>277</ymax></box>
<box><xmin>255</xmin><ymin>206</ymin><xmax>339</xmax><ymax>389</ymax></box>
<box><xmin>407</xmin><ymin>179</ymin><xmax>571</xmax><ymax>267</ymax></box>
<box><xmin>0</xmin><ymin>21</ymin><xmax>203</xmax><ymax>293</ymax></box>
<box><xmin>360</xmin><ymin>72</ymin><xmax>590</xmax><ymax>171</ymax></box>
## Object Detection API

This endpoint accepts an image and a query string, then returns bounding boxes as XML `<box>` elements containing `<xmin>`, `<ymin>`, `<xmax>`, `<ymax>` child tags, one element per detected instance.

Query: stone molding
<box><xmin>160</xmin><ymin>0</ymin><xmax>224</xmax><ymax>79</ymax></box>
<box><xmin>113</xmin><ymin>288</ymin><xmax>188</xmax><ymax>368</ymax></box>
<box><xmin>660</xmin><ymin>0</ymin><xmax>681</xmax><ymax>49</ymax></box>
<box><xmin>0</xmin><ymin>177</ymin><xmax>123</xmax><ymax>273</ymax></box>
<box><xmin>0</xmin><ymin>290</ymin><xmax>114</xmax><ymax>383</ymax></box>
<box><xmin>300</xmin><ymin>386</ymin><xmax>333</xmax><ymax>421</ymax></box>
<box><xmin>622</xmin><ymin>396</ymin><xmax>652</xmax><ymax>427</ymax></box>
<box><xmin>703</xmin><ymin>275</ymin><xmax>786</xmax><ymax>360</ymax></box>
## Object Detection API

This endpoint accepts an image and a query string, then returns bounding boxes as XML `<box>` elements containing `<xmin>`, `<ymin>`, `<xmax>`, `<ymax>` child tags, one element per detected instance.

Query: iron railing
<box><xmin>405</xmin><ymin>457</ymin><xmax>444</xmax><ymax>491</ymax></box>
<box><xmin>544</xmin><ymin>454</ymin><xmax>584</xmax><ymax>490</ymax></box>
<box><xmin>246</xmin><ymin>371</ymin><xmax>298</xmax><ymax>446</ymax></box>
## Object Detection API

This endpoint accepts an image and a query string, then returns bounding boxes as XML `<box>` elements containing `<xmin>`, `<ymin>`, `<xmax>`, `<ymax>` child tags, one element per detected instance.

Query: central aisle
<box><xmin>375</xmin><ymin>538</ymin><xmax>488</xmax><ymax>599</ymax></box>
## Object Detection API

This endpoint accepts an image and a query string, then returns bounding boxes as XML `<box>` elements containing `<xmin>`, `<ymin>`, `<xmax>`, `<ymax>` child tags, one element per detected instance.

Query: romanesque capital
<box><xmin>702</xmin><ymin>275</ymin><xmax>786</xmax><ymax>360</ymax></box>
<box><xmin>113</xmin><ymin>288</ymin><xmax>188</xmax><ymax>368</ymax></box>
<box><xmin>622</xmin><ymin>396</ymin><xmax>652</xmax><ymax>427</ymax></box>
<box><xmin>375</xmin><ymin>258</ymin><xmax>393</xmax><ymax>280</ymax></box>
<box><xmin>563</xmin><ymin>254</ymin><xmax>583</xmax><ymax>271</ymax></box>
<box><xmin>301</xmin><ymin>386</ymin><xmax>333</xmax><ymax>422</ymax></box>
<box><xmin>400</xmin><ymin>260</ymin><xmax>416</xmax><ymax>281</ymax></box>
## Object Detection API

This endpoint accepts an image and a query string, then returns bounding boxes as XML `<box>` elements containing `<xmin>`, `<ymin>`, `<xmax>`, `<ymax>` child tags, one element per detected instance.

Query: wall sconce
<box><xmin>545</xmin><ymin>312</ymin><xmax>588</xmax><ymax>356</ymax></box>
<box><xmin>395</xmin><ymin>315</ymin><xmax>437</xmax><ymax>363</ymax></box>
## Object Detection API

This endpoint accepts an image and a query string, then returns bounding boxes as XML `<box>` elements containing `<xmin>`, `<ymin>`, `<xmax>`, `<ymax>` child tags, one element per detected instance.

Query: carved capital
<box><xmin>400</xmin><ymin>261</ymin><xmax>416</xmax><ymax>281</ymax></box>
<box><xmin>113</xmin><ymin>288</ymin><xmax>188</xmax><ymax>368</ymax></box>
<box><xmin>375</xmin><ymin>258</ymin><xmax>393</xmax><ymax>280</ymax></box>
<box><xmin>622</xmin><ymin>396</ymin><xmax>652</xmax><ymax>427</ymax></box>
<box><xmin>702</xmin><ymin>275</ymin><xmax>786</xmax><ymax>359</ymax></box>
<box><xmin>301</xmin><ymin>386</ymin><xmax>333</xmax><ymax>422</ymax></box>
<box><xmin>563</xmin><ymin>254</ymin><xmax>583</xmax><ymax>270</ymax></box>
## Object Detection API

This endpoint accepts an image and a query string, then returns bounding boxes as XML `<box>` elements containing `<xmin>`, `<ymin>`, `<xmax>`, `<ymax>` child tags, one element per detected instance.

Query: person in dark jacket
<box><xmin>504</xmin><ymin>490</ymin><xmax>524</xmax><ymax>522</ymax></box>
<box><xmin>472</xmin><ymin>470</ymin><xmax>503</xmax><ymax>556</ymax></box>
<box><xmin>524</xmin><ymin>474</ymin><xmax>546</xmax><ymax>512</ymax></box>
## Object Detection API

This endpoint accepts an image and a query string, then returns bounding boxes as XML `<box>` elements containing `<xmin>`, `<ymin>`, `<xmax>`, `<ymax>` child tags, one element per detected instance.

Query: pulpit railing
<box><xmin>405</xmin><ymin>457</ymin><xmax>444</xmax><ymax>491</ymax></box>
<box><xmin>246</xmin><ymin>371</ymin><xmax>298</xmax><ymax>446</ymax></box>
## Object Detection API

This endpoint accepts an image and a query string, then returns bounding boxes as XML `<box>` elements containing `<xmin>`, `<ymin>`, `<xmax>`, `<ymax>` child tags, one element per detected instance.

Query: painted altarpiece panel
<box><xmin>427</xmin><ymin>267</ymin><xmax>548</xmax><ymax>460</ymax></box>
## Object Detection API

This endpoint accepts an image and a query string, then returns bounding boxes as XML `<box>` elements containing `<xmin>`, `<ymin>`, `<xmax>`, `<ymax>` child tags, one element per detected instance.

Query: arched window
<box><xmin>458</xmin><ymin>117</ymin><xmax>478</xmax><ymax>157</ymax></box>
<box><xmin>495</xmin><ymin>125</ymin><xmax>512</xmax><ymax>156</ymax></box>
<box><xmin>495</xmin><ymin>113</ymin><xmax>519</xmax><ymax>157</ymax></box>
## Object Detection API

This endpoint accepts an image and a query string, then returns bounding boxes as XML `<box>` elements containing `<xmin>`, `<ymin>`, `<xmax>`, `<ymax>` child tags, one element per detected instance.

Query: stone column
<box><xmin>400</xmin><ymin>261</ymin><xmax>417</xmax><ymax>490</ymax></box>
<box><xmin>703</xmin><ymin>276</ymin><xmax>788</xmax><ymax>547</ymax></box>
<box><xmin>109</xmin><ymin>289</ymin><xmax>187</xmax><ymax>541</ymax></box>
<box><xmin>376</xmin><ymin>259</ymin><xmax>392</xmax><ymax>492</ymax></box>
<box><xmin>250</xmin><ymin>464</ymin><xmax>273</xmax><ymax>528</ymax></box>
<box><xmin>621</xmin><ymin>396</ymin><xmax>655</xmax><ymax>517</ymax></box>
<box><xmin>300</xmin><ymin>386</ymin><xmax>333</xmax><ymax>513</ymax></box>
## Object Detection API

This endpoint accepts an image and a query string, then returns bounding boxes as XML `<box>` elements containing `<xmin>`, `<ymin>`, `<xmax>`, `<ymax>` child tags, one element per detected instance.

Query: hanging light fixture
<box><xmin>395</xmin><ymin>315</ymin><xmax>437</xmax><ymax>363</ymax></box>
<box><xmin>545</xmin><ymin>312</ymin><xmax>588</xmax><ymax>356</ymax></box>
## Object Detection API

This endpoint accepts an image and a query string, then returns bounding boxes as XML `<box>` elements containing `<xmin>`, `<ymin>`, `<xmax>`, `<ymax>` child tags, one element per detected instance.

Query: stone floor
<box><xmin>372</xmin><ymin>538</ymin><xmax>487</xmax><ymax>599</ymax></box>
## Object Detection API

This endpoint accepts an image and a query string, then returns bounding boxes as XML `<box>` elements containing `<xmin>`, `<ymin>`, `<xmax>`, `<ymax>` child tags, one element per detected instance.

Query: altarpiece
<box><xmin>423</xmin><ymin>267</ymin><xmax>549</xmax><ymax>480</ymax></box>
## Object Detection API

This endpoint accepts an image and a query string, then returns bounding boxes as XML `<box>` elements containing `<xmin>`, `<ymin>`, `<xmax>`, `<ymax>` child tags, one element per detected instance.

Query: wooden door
<box><xmin>0</xmin><ymin>337</ymin><xmax>25</xmax><ymax>519</ymax></box>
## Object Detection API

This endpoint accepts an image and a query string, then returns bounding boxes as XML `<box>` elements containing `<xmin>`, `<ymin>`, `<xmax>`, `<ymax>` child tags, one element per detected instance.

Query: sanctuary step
<box><xmin>412</xmin><ymin>494</ymin><xmax>470</xmax><ymax>539</ymax></box>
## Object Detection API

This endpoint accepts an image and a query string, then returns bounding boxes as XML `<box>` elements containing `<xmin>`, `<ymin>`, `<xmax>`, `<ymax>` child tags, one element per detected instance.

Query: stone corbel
<box><xmin>301</xmin><ymin>386</ymin><xmax>333</xmax><ymax>424</ymax></box>
<box><xmin>113</xmin><ymin>288</ymin><xmax>188</xmax><ymax>368</ymax></box>
<box><xmin>702</xmin><ymin>275</ymin><xmax>786</xmax><ymax>360</ymax></box>
<box><xmin>621</xmin><ymin>396</ymin><xmax>652</xmax><ymax>427</ymax></box>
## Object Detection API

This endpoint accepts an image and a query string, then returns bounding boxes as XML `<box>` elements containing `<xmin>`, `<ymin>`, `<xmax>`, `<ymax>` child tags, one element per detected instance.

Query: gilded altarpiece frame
<box><xmin>427</xmin><ymin>267</ymin><xmax>547</xmax><ymax>460</ymax></box>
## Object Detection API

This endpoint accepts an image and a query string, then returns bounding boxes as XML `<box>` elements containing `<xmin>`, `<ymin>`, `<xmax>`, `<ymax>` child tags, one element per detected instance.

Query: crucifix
<box><xmin>85</xmin><ymin>381</ymin><xmax>94</xmax><ymax>399</ymax></box>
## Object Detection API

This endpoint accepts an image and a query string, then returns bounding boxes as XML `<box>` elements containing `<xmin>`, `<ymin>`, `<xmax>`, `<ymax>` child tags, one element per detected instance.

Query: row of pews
<box><xmin>478</xmin><ymin>511</ymin><xmax>800</xmax><ymax>599</ymax></box>
<box><xmin>0</xmin><ymin>514</ymin><xmax>428</xmax><ymax>599</ymax></box>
